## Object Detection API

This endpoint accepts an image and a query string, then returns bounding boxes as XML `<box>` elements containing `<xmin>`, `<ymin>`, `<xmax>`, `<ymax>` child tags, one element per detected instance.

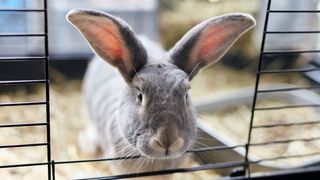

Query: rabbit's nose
<box><xmin>149</xmin><ymin>137</ymin><xmax>184</xmax><ymax>155</ymax></box>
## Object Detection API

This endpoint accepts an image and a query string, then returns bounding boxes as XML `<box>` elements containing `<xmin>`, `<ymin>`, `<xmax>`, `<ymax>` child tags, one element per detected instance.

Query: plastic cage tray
<box><xmin>193</xmin><ymin>83</ymin><xmax>320</xmax><ymax>175</ymax></box>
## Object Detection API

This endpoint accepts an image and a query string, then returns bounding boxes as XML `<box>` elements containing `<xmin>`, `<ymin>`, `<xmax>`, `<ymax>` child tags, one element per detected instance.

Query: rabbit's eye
<box><xmin>137</xmin><ymin>93</ymin><xmax>143</xmax><ymax>104</ymax></box>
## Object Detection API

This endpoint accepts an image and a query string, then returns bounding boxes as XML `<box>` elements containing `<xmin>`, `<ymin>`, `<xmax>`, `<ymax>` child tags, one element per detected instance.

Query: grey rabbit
<box><xmin>66</xmin><ymin>9</ymin><xmax>255</xmax><ymax>177</ymax></box>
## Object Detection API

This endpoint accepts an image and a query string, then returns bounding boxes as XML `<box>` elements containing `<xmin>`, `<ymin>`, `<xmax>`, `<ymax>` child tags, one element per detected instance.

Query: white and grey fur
<box><xmin>66</xmin><ymin>9</ymin><xmax>255</xmax><ymax>175</ymax></box>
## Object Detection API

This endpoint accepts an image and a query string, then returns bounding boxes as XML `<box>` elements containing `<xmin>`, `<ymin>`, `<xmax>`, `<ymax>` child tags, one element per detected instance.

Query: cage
<box><xmin>1</xmin><ymin>0</ymin><xmax>320</xmax><ymax>179</ymax></box>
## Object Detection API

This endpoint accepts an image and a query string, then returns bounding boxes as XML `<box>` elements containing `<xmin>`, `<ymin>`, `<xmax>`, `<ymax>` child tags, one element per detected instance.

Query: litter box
<box><xmin>193</xmin><ymin>83</ymin><xmax>320</xmax><ymax>175</ymax></box>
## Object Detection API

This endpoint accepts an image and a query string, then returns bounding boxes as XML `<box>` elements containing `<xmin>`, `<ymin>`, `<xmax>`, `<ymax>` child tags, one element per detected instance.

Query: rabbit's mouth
<box><xmin>138</xmin><ymin>147</ymin><xmax>186</xmax><ymax>159</ymax></box>
<box><xmin>135</xmin><ymin>135</ymin><xmax>188</xmax><ymax>159</ymax></box>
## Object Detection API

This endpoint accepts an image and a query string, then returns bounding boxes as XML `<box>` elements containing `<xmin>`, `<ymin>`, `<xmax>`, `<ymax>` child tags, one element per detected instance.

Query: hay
<box><xmin>200</xmin><ymin>100</ymin><xmax>320</xmax><ymax>168</ymax></box>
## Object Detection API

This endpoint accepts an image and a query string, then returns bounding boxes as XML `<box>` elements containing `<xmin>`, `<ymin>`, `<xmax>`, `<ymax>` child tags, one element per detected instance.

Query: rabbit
<box><xmin>66</xmin><ymin>8</ymin><xmax>255</xmax><ymax>178</ymax></box>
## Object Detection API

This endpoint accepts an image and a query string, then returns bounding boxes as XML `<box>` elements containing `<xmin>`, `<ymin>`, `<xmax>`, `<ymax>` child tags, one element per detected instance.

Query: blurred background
<box><xmin>1</xmin><ymin>0</ymin><xmax>320</xmax><ymax>179</ymax></box>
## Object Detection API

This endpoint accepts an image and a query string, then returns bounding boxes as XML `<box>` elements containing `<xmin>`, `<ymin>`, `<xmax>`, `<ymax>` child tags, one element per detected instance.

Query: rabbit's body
<box><xmin>82</xmin><ymin>38</ymin><xmax>182</xmax><ymax>173</ymax></box>
<box><xmin>83</xmin><ymin>55</ymin><xmax>124</xmax><ymax>154</ymax></box>
<box><xmin>67</xmin><ymin>9</ymin><xmax>255</xmax><ymax>177</ymax></box>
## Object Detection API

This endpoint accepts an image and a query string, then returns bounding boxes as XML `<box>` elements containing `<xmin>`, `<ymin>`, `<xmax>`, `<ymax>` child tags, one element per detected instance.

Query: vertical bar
<box><xmin>244</xmin><ymin>0</ymin><xmax>272</xmax><ymax>177</ymax></box>
<box><xmin>52</xmin><ymin>161</ymin><xmax>55</xmax><ymax>180</ymax></box>
<box><xmin>43</xmin><ymin>0</ymin><xmax>52</xmax><ymax>179</ymax></box>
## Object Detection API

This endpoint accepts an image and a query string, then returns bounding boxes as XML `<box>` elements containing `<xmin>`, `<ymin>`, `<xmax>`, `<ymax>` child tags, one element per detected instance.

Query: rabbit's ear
<box><xmin>168</xmin><ymin>13</ymin><xmax>255</xmax><ymax>79</ymax></box>
<box><xmin>67</xmin><ymin>9</ymin><xmax>147</xmax><ymax>82</ymax></box>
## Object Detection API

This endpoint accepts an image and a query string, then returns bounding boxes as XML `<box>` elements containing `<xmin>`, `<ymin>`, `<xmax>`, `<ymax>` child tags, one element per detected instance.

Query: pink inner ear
<box><xmin>83</xmin><ymin>18</ymin><xmax>132</xmax><ymax>73</ymax></box>
<box><xmin>198</xmin><ymin>26</ymin><xmax>226</xmax><ymax>57</ymax></box>
<box><xmin>69</xmin><ymin>13</ymin><xmax>135</xmax><ymax>75</ymax></box>
<box><xmin>192</xmin><ymin>23</ymin><xmax>236</xmax><ymax>64</ymax></box>
<box><xmin>93</xmin><ymin>22</ymin><xmax>124</xmax><ymax>61</ymax></box>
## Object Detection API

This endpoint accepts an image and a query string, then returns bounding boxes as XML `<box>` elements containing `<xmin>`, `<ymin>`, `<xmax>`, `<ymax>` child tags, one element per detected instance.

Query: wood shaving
<box><xmin>200</xmin><ymin>100</ymin><xmax>320</xmax><ymax>168</ymax></box>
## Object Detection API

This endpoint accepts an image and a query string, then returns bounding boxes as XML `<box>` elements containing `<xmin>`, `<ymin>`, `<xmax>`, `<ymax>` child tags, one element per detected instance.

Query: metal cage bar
<box><xmin>44</xmin><ymin>0</ymin><xmax>52</xmax><ymax>178</ymax></box>
<box><xmin>0</xmin><ymin>0</ymin><xmax>51</xmax><ymax>179</ymax></box>
<box><xmin>244</xmin><ymin>0</ymin><xmax>320</xmax><ymax>177</ymax></box>
<box><xmin>244</xmin><ymin>0</ymin><xmax>272</xmax><ymax>176</ymax></box>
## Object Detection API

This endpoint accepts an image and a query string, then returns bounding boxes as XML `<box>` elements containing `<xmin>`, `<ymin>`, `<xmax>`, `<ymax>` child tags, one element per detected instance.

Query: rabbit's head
<box><xmin>67</xmin><ymin>9</ymin><xmax>255</xmax><ymax>159</ymax></box>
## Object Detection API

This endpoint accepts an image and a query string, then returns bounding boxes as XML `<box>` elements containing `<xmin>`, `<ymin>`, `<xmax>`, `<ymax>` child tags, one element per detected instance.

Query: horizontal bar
<box><xmin>259</xmin><ymin>67</ymin><xmax>320</xmax><ymax>74</ymax></box>
<box><xmin>0</xmin><ymin>162</ymin><xmax>48</xmax><ymax>169</ymax></box>
<box><xmin>53</xmin><ymin>145</ymin><xmax>245</xmax><ymax>165</ymax></box>
<box><xmin>268</xmin><ymin>10</ymin><xmax>320</xmax><ymax>13</ymax></box>
<box><xmin>253</xmin><ymin>120</ymin><xmax>320</xmax><ymax>129</ymax></box>
<box><xmin>257</xmin><ymin>86</ymin><xmax>320</xmax><ymax>93</ymax></box>
<box><xmin>250</xmin><ymin>136</ymin><xmax>320</xmax><ymax>147</ymax></box>
<box><xmin>0</xmin><ymin>142</ymin><xmax>48</xmax><ymax>149</ymax></box>
<box><xmin>0</xmin><ymin>56</ymin><xmax>47</xmax><ymax>62</ymax></box>
<box><xmin>187</xmin><ymin>145</ymin><xmax>245</xmax><ymax>153</ymax></box>
<box><xmin>0</xmin><ymin>122</ymin><xmax>47</xmax><ymax>128</ymax></box>
<box><xmin>0</xmin><ymin>33</ymin><xmax>45</xmax><ymax>37</ymax></box>
<box><xmin>262</xmin><ymin>50</ymin><xmax>320</xmax><ymax>55</ymax></box>
<box><xmin>251</xmin><ymin>152</ymin><xmax>320</xmax><ymax>164</ymax></box>
<box><xmin>0</xmin><ymin>101</ymin><xmax>47</xmax><ymax>107</ymax></box>
<box><xmin>54</xmin><ymin>156</ymin><xmax>141</xmax><ymax>165</ymax></box>
<box><xmin>0</xmin><ymin>9</ymin><xmax>45</xmax><ymax>12</ymax></box>
<box><xmin>0</xmin><ymin>79</ymin><xmax>47</xmax><ymax>85</ymax></box>
<box><xmin>255</xmin><ymin>104</ymin><xmax>320</xmax><ymax>111</ymax></box>
<box><xmin>265</xmin><ymin>30</ymin><xmax>320</xmax><ymax>34</ymax></box>
<box><xmin>76</xmin><ymin>161</ymin><xmax>245</xmax><ymax>180</ymax></box>
<box><xmin>232</xmin><ymin>166</ymin><xmax>320</xmax><ymax>180</ymax></box>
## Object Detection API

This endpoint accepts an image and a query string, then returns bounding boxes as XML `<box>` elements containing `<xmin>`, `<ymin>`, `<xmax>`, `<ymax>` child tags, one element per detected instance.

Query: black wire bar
<box><xmin>75</xmin><ymin>151</ymin><xmax>320</xmax><ymax>180</ymax></box>
<box><xmin>0</xmin><ymin>33</ymin><xmax>45</xmax><ymax>37</ymax></box>
<box><xmin>268</xmin><ymin>10</ymin><xmax>320</xmax><ymax>13</ymax></box>
<box><xmin>2</xmin><ymin>150</ymin><xmax>320</xmax><ymax>180</ymax></box>
<box><xmin>0</xmin><ymin>0</ymin><xmax>51</xmax><ymax>179</ymax></box>
<box><xmin>250</xmin><ymin>136</ymin><xmax>320</xmax><ymax>147</ymax></box>
<box><xmin>255</xmin><ymin>104</ymin><xmax>320</xmax><ymax>111</ymax></box>
<box><xmin>0</xmin><ymin>9</ymin><xmax>45</xmax><ymax>12</ymax></box>
<box><xmin>41</xmin><ymin>145</ymin><xmax>246</xmax><ymax>166</ymax></box>
<box><xmin>0</xmin><ymin>145</ymin><xmax>244</xmax><ymax>169</ymax></box>
<box><xmin>265</xmin><ymin>30</ymin><xmax>320</xmax><ymax>34</ymax></box>
<box><xmin>0</xmin><ymin>79</ymin><xmax>47</xmax><ymax>85</ymax></box>
<box><xmin>253</xmin><ymin>120</ymin><xmax>320</xmax><ymax>129</ymax></box>
<box><xmin>259</xmin><ymin>67</ymin><xmax>320</xmax><ymax>74</ymax></box>
<box><xmin>0</xmin><ymin>101</ymin><xmax>47</xmax><ymax>107</ymax></box>
<box><xmin>0</xmin><ymin>56</ymin><xmax>47</xmax><ymax>62</ymax></box>
<box><xmin>245</xmin><ymin>0</ymin><xmax>275</xmax><ymax>176</ymax></box>
<box><xmin>0</xmin><ymin>162</ymin><xmax>49</xmax><ymax>169</ymax></box>
<box><xmin>257</xmin><ymin>86</ymin><xmax>320</xmax><ymax>93</ymax></box>
<box><xmin>262</xmin><ymin>50</ymin><xmax>320</xmax><ymax>55</ymax></box>
<box><xmin>43</xmin><ymin>0</ymin><xmax>51</xmax><ymax>179</ymax></box>
<box><xmin>74</xmin><ymin>151</ymin><xmax>320</xmax><ymax>180</ymax></box>
<box><xmin>75</xmin><ymin>161</ymin><xmax>246</xmax><ymax>180</ymax></box>
<box><xmin>0</xmin><ymin>142</ymin><xmax>48</xmax><ymax>149</ymax></box>
<box><xmin>0</xmin><ymin>122</ymin><xmax>47</xmax><ymax>128</ymax></box>
<box><xmin>70</xmin><ymin>149</ymin><xmax>320</xmax><ymax>180</ymax></box>
<box><xmin>250</xmin><ymin>152</ymin><xmax>320</xmax><ymax>164</ymax></box>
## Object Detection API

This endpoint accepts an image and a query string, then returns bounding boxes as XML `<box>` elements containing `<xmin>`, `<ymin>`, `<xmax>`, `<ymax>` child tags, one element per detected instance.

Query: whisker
<box><xmin>192</xmin><ymin>141</ymin><xmax>208</xmax><ymax>147</ymax></box>
<box><xmin>188</xmin><ymin>61</ymin><xmax>202</xmax><ymax>79</ymax></box>
<box><xmin>132</xmin><ymin>65</ymin><xmax>143</xmax><ymax>82</ymax></box>
<box><xmin>194</xmin><ymin>136</ymin><xmax>216</xmax><ymax>140</ymax></box>
<box><xmin>136</xmin><ymin>156</ymin><xmax>144</xmax><ymax>174</ymax></box>
<box><xmin>116</xmin><ymin>148</ymin><xmax>137</xmax><ymax>167</ymax></box>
